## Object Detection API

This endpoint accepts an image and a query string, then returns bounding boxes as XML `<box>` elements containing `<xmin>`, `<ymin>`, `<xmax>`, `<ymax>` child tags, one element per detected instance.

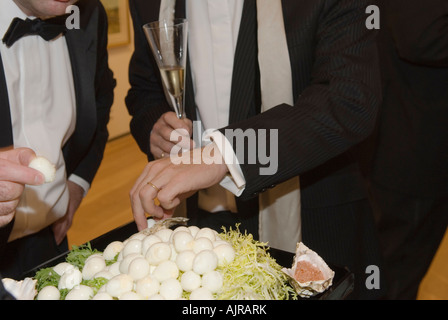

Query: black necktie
<box><xmin>2</xmin><ymin>14</ymin><xmax>69</xmax><ymax>48</ymax></box>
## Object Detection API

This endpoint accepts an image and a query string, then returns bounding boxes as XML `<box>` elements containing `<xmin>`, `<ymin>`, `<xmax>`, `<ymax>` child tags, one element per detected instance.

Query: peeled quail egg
<box><xmin>192</xmin><ymin>237</ymin><xmax>214</xmax><ymax>254</ymax></box>
<box><xmin>188</xmin><ymin>226</ymin><xmax>200</xmax><ymax>238</ymax></box>
<box><xmin>172</xmin><ymin>231</ymin><xmax>194</xmax><ymax>253</ymax></box>
<box><xmin>65</xmin><ymin>285</ymin><xmax>94</xmax><ymax>300</ymax></box>
<box><xmin>36</xmin><ymin>285</ymin><xmax>60</xmax><ymax>300</ymax></box>
<box><xmin>141</xmin><ymin>234</ymin><xmax>162</xmax><ymax>255</ymax></box>
<box><xmin>192</xmin><ymin>250</ymin><xmax>218</xmax><ymax>275</ymax></box>
<box><xmin>128</xmin><ymin>232</ymin><xmax>147</xmax><ymax>241</ymax></box>
<box><xmin>159</xmin><ymin>278</ymin><xmax>183</xmax><ymax>300</ymax></box>
<box><xmin>202</xmin><ymin>271</ymin><xmax>223</xmax><ymax>293</ymax></box>
<box><xmin>195</xmin><ymin>227</ymin><xmax>217</xmax><ymax>242</ymax></box>
<box><xmin>175</xmin><ymin>250</ymin><xmax>196</xmax><ymax>272</ymax></box>
<box><xmin>28</xmin><ymin>156</ymin><xmax>56</xmax><ymax>183</ymax></box>
<box><xmin>155</xmin><ymin>228</ymin><xmax>173</xmax><ymax>242</ymax></box>
<box><xmin>122</xmin><ymin>238</ymin><xmax>143</xmax><ymax>257</ymax></box>
<box><xmin>82</xmin><ymin>255</ymin><xmax>106</xmax><ymax>280</ymax></box>
<box><xmin>213</xmin><ymin>243</ymin><xmax>236</xmax><ymax>267</ymax></box>
<box><xmin>127</xmin><ymin>257</ymin><xmax>151</xmax><ymax>280</ymax></box>
<box><xmin>145</xmin><ymin>242</ymin><xmax>172</xmax><ymax>265</ymax></box>
<box><xmin>108</xmin><ymin>261</ymin><xmax>121</xmax><ymax>276</ymax></box>
<box><xmin>106</xmin><ymin>274</ymin><xmax>134</xmax><ymax>298</ymax></box>
<box><xmin>180</xmin><ymin>271</ymin><xmax>201</xmax><ymax>292</ymax></box>
<box><xmin>58</xmin><ymin>267</ymin><xmax>82</xmax><ymax>290</ymax></box>
<box><xmin>170</xmin><ymin>226</ymin><xmax>190</xmax><ymax>239</ymax></box>
<box><xmin>189</xmin><ymin>287</ymin><xmax>214</xmax><ymax>300</ymax></box>
<box><xmin>152</xmin><ymin>260</ymin><xmax>179</xmax><ymax>282</ymax></box>
<box><xmin>93</xmin><ymin>270</ymin><xmax>114</xmax><ymax>280</ymax></box>
<box><xmin>92</xmin><ymin>292</ymin><xmax>114</xmax><ymax>300</ymax></box>
<box><xmin>135</xmin><ymin>275</ymin><xmax>160</xmax><ymax>299</ymax></box>
<box><xmin>53</xmin><ymin>262</ymin><xmax>75</xmax><ymax>276</ymax></box>
<box><xmin>119</xmin><ymin>291</ymin><xmax>143</xmax><ymax>300</ymax></box>
<box><xmin>119</xmin><ymin>253</ymin><xmax>143</xmax><ymax>274</ymax></box>
<box><xmin>103</xmin><ymin>241</ymin><xmax>124</xmax><ymax>261</ymax></box>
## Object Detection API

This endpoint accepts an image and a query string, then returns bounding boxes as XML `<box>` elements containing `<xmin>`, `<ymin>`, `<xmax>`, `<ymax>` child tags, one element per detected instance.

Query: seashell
<box><xmin>2</xmin><ymin>277</ymin><xmax>37</xmax><ymax>300</ymax></box>
<box><xmin>282</xmin><ymin>242</ymin><xmax>335</xmax><ymax>298</ymax></box>
<box><xmin>140</xmin><ymin>217</ymin><xmax>189</xmax><ymax>236</ymax></box>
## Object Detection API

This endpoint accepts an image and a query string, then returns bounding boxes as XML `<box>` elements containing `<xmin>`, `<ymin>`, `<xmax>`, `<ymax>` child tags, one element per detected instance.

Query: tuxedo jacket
<box><xmin>367</xmin><ymin>0</ymin><xmax>448</xmax><ymax>197</ymax></box>
<box><xmin>0</xmin><ymin>0</ymin><xmax>116</xmax><ymax>244</ymax></box>
<box><xmin>126</xmin><ymin>0</ymin><xmax>381</xmax><ymax>213</ymax></box>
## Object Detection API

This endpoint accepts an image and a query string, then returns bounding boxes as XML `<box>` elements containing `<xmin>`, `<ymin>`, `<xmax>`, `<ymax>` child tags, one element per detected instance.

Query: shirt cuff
<box><xmin>68</xmin><ymin>174</ymin><xmax>90</xmax><ymax>197</ymax></box>
<box><xmin>204</xmin><ymin>130</ymin><xmax>246</xmax><ymax>197</ymax></box>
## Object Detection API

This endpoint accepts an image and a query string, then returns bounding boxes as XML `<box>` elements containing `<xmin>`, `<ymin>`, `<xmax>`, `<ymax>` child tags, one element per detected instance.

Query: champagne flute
<box><xmin>144</xmin><ymin>19</ymin><xmax>188</xmax><ymax>119</ymax></box>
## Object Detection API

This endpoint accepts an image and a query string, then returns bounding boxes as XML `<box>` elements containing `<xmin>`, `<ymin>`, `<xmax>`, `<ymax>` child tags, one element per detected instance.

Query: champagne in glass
<box><xmin>160</xmin><ymin>66</ymin><xmax>185</xmax><ymax>99</ymax></box>
<box><xmin>144</xmin><ymin>19</ymin><xmax>188</xmax><ymax>119</ymax></box>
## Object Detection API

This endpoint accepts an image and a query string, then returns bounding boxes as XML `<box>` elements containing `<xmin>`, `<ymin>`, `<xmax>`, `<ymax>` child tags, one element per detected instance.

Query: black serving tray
<box><xmin>23</xmin><ymin>222</ymin><xmax>354</xmax><ymax>300</ymax></box>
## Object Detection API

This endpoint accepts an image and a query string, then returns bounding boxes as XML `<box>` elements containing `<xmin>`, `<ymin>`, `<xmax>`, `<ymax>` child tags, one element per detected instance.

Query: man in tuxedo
<box><xmin>0</xmin><ymin>0</ymin><xmax>116</xmax><ymax>279</ymax></box>
<box><xmin>364</xmin><ymin>0</ymin><xmax>448</xmax><ymax>299</ymax></box>
<box><xmin>127</xmin><ymin>0</ymin><xmax>385</xmax><ymax>299</ymax></box>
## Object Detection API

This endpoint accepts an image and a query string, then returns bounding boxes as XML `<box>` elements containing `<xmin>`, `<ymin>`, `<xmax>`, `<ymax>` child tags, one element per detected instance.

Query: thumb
<box><xmin>0</xmin><ymin>148</ymin><xmax>45</xmax><ymax>185</ymax></box>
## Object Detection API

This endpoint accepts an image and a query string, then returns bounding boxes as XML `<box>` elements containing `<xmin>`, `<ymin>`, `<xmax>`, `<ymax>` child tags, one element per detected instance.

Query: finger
<box><xmin>0</xmin><ymin>211</ymin><xmax>15</xmax><ymax>228</ymax></box>
<box><xmin>182</xmin><ymin>117</ymin><xmax>193</xmax><ymax>135</ymax></box>
<box><xmin>138</xmin><ymin>182</ymin><xmax>165</xmax><ymax>219</ymax></box>
<box><xmin>0</xmin><ymin>181</ymin><xmax>24</xmax><ymax>202</ymax></box>
<box><xmin>147</xmin><ymin>169</ymin><xmax>183</xmax><ymax>211</ymax></box>
<box><xmin>130</xmin><ymin>160</ymin><xmax>167</xmax><ymax>230</ymax></box>
<box><xmin>130</xmin><ymin>161</ymin><xmax>154</xmax><ymax>196</ymax></box>
<box><xmin>0</xmin><ymin>147</ymin><xmax>36</xmax><ymax>165</ymax></box>
<box><xmin>0</xmin><ymin>159</ymin><xmax>44</xmax><ymax>185</ymax></box>
<box><xmin>150</xmin><ymin>138</ymin><xmax>177</xmax><ymax>158</ymax></box>
<box><xmin>152</xmin><ymin>210</ymin><xmax>175</xmax><ymax>222</ymax></box>
<box><xmin>158</xmin><ymin>123</ymin><xmax>183</xmax><ymax>142</ymax></box>
<box><xmin>163</xmin><ymin>112</ymin><xmax>192</xmax><ymax>136</ymax></box>
<box><xmin>130</xmin><ymin>164</ymin><xmax>152</xmax><ymax>230</ymax></box>
<box><xmin>131</xmin><ymin>158</ymin><xmax>171</xmax><ymax>196</ymax></box>
<box><xmin>130</xmin><ymin>172</ymin><xmax>153</xmax><ymax>231</ymax></box>
<box><xmin>130</xmin><ymin>186</ymin><xmax>148</xmax><ymax>231</ymax></box>
<box><xmin>0</xmin><ymin>199</ymin><xmax>20</xmax><ymax>217</ymax></box>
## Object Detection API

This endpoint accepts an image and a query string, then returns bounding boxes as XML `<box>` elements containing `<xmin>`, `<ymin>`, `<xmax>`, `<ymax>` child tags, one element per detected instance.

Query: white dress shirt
<box><xmin>186</xmin><ymin>0</ymin><xmax>245</xmax><ymax>213</ymax></box>
<box><xmin>0</xmin><ymin>1</ymin><xmax>87</xmax><ymax>241</ymax></box>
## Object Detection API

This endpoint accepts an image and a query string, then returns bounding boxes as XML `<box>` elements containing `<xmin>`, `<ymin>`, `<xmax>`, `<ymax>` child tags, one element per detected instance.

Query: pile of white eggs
<box><xmin>37</xmin><ymin>226</ymin><xmax>236</xmax><ymax>300</ymax></box>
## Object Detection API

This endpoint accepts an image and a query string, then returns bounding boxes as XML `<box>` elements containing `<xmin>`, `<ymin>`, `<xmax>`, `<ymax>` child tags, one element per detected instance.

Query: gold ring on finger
<box><xmin>147</xmin><ymin>181</ymin><xmax>161</xmax><ymax>206</ymax></box>
<box><xmin>147</xmin><ymin>181</ymin><xmax>160</xmax><ymax>192</ymax></box>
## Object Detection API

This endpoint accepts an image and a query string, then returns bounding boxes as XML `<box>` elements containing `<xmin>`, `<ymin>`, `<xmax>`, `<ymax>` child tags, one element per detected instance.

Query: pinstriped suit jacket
<box><xmin>126</xmin><ymin>0</ymin><xmax>381</xmax><ymax>211</ymax></box>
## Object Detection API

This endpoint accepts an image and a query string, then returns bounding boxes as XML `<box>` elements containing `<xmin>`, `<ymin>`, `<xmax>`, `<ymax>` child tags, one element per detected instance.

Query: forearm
<box><xmin>220</xmin><ymin>1</ymin><xmax>381</xmax><ymax>199</ymax></box>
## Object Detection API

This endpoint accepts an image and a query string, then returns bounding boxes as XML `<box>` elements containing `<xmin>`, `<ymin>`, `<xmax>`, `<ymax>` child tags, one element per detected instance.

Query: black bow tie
<box><xmin>2</xmin><ymin>14</ymin><xmax>69</xmax><ymax>48</ymax></box>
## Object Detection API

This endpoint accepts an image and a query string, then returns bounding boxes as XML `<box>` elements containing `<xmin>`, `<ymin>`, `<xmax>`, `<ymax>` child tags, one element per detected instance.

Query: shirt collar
<box><xmin>0</xmin><ymin>1</ymin><xmax>34</xmax><ymax>41</ymax></box>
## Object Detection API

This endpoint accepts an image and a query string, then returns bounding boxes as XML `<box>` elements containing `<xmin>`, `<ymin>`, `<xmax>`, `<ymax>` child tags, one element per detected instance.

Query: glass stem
<box><xmin>174</xmin><ymin>95</ymin><xmax>184</xmax><ymax>119</ymax></box>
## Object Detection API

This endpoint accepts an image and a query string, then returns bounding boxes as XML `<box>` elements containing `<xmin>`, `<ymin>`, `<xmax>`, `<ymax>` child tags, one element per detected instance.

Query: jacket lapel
<box><xmin>63</xmin><ymin>4</ymin><xmax>97</xmax><ymax>169</ymax></box>
<box><xmin>0</xmin><ymin>52</ymin><xmax>13</xmax><ymax>148</ymax></box>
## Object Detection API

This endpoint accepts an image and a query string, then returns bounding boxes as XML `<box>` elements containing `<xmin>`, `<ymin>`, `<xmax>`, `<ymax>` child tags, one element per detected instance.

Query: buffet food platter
<box><xmin>18</xmin><ymin>219</ymin><xmax>353</xmax><ymax>300</ymax></box>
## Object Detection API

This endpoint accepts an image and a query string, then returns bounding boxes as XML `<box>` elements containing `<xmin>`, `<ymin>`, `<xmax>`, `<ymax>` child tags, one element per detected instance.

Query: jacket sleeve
<box><xmin>71</xmin><ymin>1</ymin><xmax>116</xmax><ymax>185</ymax></box>
<box><xmin>220</xmin><ymin>0</ymin><xmax>382</xmax><ymax>199</ymax></box>
<box><xmin>381</xmin><ymin>0</ymin><xmax>448</xmax><ymax>66</ymax></box>
<box><xmin>125</xmin><ymin>0</ymin><xmax>172</xmax><ymax>160</ymax></box>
